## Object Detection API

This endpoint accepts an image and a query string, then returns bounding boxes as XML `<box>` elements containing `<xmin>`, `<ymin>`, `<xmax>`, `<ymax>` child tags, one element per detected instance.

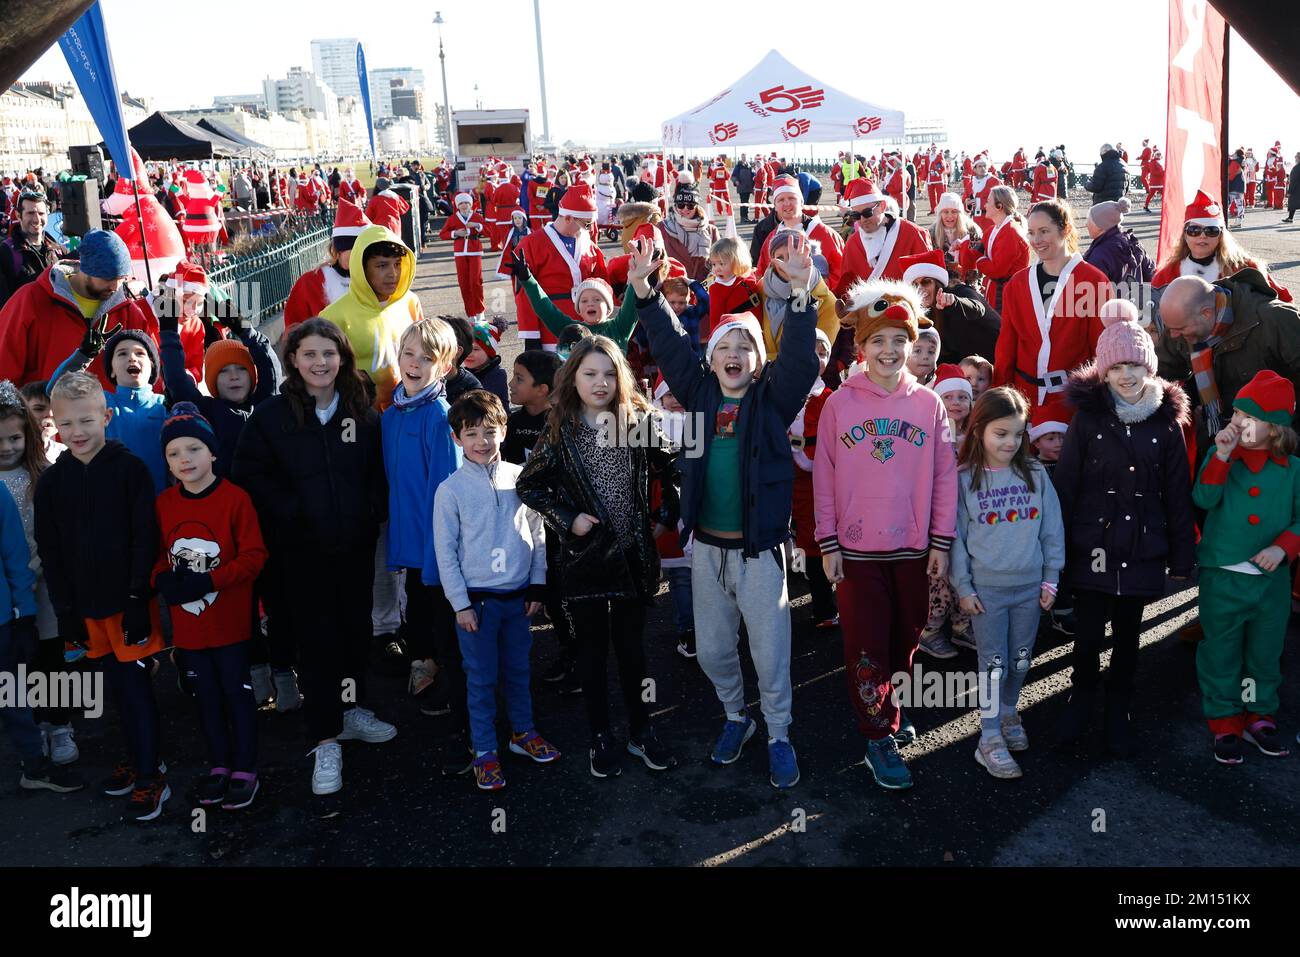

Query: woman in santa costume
<box><xmin>754</xmin><ymin>176</ymin><xmax>843</xmax><ymax>292</ymax></box>
<box><xmin>994</xmin><ymin>197</ymin><xmax>1112</xmax><ymax>415</ymax></box>
<box><xmin>179</xmin><ymin>167</ymin><xmax>225</xmax><ymax>255</ymax></box>
<box><xmin>883</xmin><ymin>154</ymin><xmax>910</xmax><ymax>220</ymax></box>
<box><xmin>962</xmin><ymin>185</ymin><xmax>1030</xmax><ymax>313</ymax></box>
<box><xmin>834</xmin><ymin>178</ymin><xmax>930</xmax><ymax>297</ymax></box>
<box><xmin>513</xmin><ymin>182</ymin><xmax>608</xmax><ymax>351</ymax></box>
<box><xmin>963</xmin><ymin>155</ymin><xmax>1001</xmax><ymax>231</ymax></box>
<box><xmin>338</xmin><ymin>167</ymin><xmax>365</xmax><ymax>206</ymax></box>
<box><xmin>1151</xmin><ymin>190</ymin><xmax>1292</xmax><ymax>302</ymax></box>
<box><xmin>283</xmin><ymin>199</ymin><xmax>371</xmax><ymax>334</ymax></box>
<box><xmin>1143</xmin><ymin>149</ymin><xmax>1164</xmax><ymax>211</ymax></box>
<box><xmin>595</xmin><ymin>163</ymin><xmax>618</xmax><ymax>234</ymax></box>
<box><xmin>438</xmin><ymin>191</ymin><xmax>488</xmax><ymax>321</ymax></box>
<box><xmin>1029</xmin><ymin>154</ymin><xmax>1057</xmax><ymax>203</ymax></box>
<box><xmin>926</xmin><ymin>149</ymin><xmax>947</xmax><ymax>214</ymax></box>
<box><xmin>928</xmin><ymin>192</ymin><xmax>980</xmax><ymax>284</ymax></box>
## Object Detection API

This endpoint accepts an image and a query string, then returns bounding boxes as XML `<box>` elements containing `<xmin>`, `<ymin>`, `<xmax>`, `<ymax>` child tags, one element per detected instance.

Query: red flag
<box><xmin>1159</xmin><ymin>0</ymin><xmax>1228</xmax><ymax>262</ymax></box>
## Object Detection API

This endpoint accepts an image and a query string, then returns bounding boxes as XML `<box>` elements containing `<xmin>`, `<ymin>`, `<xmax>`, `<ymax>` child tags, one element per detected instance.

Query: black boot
<box><xmin>1103</xmin><ymin>686</ymin><xmax>1135</xmax><ymax>758</ymax></box>
<box><xmin>1056</xmin><ymin>682</ymin><xmax>1095</xmax><ymax>746</ymax></box>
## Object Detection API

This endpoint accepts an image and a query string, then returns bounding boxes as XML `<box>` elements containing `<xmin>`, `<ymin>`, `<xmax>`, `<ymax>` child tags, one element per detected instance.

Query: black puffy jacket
<box><xmin>1085</xmin><ymin>151</ymin><xmax>1128</xmax><ymax>203</ymax></box>
<box><xmin>516</xmin><ymin>415</ymin><xmax>678</xmax><ymax>603</ymax></box>
<box><xmin>232</xmin><ymin>392</ymin><xmax>386</xmax><ymax>555</ymax></box>
<box><xmin>1054</xmin><ymin>364</ymin><xmax>1196</xmax><ymax>597</ymax></box>
<box><xmin>932</xmin><ymin>281</ymin><xmax>1001</xmax><ymax>366</ymax></box>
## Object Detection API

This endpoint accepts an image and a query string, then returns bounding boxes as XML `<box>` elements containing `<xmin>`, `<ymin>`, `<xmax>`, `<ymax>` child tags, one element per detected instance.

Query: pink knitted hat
<box><xmin>1094</xmin><ymin>299</ymin><xmax>1156</xmax><ymax>375</ymax></box>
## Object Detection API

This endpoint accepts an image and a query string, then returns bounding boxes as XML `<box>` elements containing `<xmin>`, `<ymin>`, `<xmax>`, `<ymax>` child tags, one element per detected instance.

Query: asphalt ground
<box><xmin>2</xmin><ymin>182</ymin><xmax>1299</xmax><ymax>869</ymax></box>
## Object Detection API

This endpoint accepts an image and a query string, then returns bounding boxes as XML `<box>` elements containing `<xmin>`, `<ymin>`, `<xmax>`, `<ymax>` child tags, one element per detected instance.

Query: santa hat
<box><xmin>558</xmin><ymin>182</ymin><xmax>597</xmax><ymax>220</ymax></box>
<box><xmin>1184</xmin><ymin>189</ymin><xmax>1223</xmax><ymax>228</ymax></box>
<box><xmin>972</xmin><ymin>155</ymin><xmax>989</xmax><ymax>168</ymax></box>
<box><xmin>706</xmin><ymin>314</ymin><xmax>766</xmax><ymax>369</ymax></box>
<box><xmin>843</xmin><ymin>178</ymin><xmax>884</xmax><ymax>209</ymax></box>
<box><xmin>653</xmin><ymin>372</ymin><xmax>672</xmax><ymax>403</ymax></box>
<box><xmin>936</xmin><ymin>191</ymin><xmax>963</xmax><ymax>214</ymax></box>
<box><xmin>1028</xmin><ymin>403</ymin><xmax>1072</xmax><ymax>442</ymax></box>
<box><xmin>1094</xmin><ymin>299</ymin><xmax>1156</xmax><ymax>375</ymax></box>
<box><xmin>901</xmin><ymin>250</ymin><xmax>948</xmax><ymax>287</ymax></box>
<box><xmin>471</xmin><ymin>322</ymin><xmax>500</xmax><ymax>361</ymax></box>
<box><xmin>165</xmin><ymin>260</ymin><xmax>209</xmax><ymax>296</ymax></box>
<box><xmin>332</xmin><ymin>198</ymin><xmax>370</xmax><ymax>244</ymax></box>
<box><xmin>771</xmin><ymin>176</ymin><xmax>801</xmax><ymax>203</ymax></box>
<box><xmin>677</xmin><ymin>170</ymin><xmax>695</xmax><ymax>186</ymax></box>
<box><xmin>369</xmin><ymin>191</ymin><xmax>410</xmax><ymax>235</ymax></box>
<box><xmin>933</xmin><ymin>363</ymin><xmax>972</xmax><ymax>400</ymax></box>
<box><xmin>572</xmin><ymin>277</ymin><xmax>614</xmax><ymax>313</ymax></box>
<box><xmin>203</xmin><ymin>339</ymin><xmax>258</xmax><ymax>398</ymax></box>
<box><xmin>1234</xmin><ymin>370</ymin><xmax>1296</xmax><ymax>426</ymax></box>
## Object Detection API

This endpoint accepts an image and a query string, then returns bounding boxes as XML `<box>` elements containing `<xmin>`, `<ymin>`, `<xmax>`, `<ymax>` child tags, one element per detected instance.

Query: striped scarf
<box><xmin>1190</xmin><ymin>289</ymin><xmax>1234</xmax><ymax>434</ymax></box>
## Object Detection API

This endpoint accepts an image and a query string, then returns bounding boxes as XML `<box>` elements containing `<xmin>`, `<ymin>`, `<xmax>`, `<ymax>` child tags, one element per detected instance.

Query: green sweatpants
<box><xmin>1196</xmin><ymin>566</ymin><xmax>1290</xmax><ymax>730</ymax></box>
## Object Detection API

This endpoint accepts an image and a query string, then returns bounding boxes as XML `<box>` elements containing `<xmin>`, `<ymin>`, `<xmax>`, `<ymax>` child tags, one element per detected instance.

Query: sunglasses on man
<box><xmin>1184</xmin><ymin>224</ymin><xmax>1222</xmax><ymax>238</ymax></box>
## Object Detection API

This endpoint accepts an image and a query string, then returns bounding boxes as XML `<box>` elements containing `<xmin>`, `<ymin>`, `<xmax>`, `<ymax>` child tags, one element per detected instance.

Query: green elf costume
<box><xmin>1192</xmin><ymin>369</ymin><xmax>1300</xmax><ymax>760</ymax></box>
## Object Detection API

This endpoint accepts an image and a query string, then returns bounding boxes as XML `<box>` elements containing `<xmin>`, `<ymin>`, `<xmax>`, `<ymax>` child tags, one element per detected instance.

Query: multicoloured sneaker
<box><xmin>128</xmin><ymin>778</ymin><xmax>171</xmax><ymax>822</ymax></box>
<box><xmin>1213</xmin><ymin>733</ymin><xmax>1245</xmax><ymax>765</ymax></box>
<box><xmin>103</xmin><ymin>759</ymin><xmax>167</xmax><ymax>797</ymax></box>
<box><xmin>472</xmin><ymin>753</ymin><xmax>506</xmax><ymax>790</ymax></box>
<box><xmin>509</xmin><ymin>730</ymin><xmax>561</xmax><ymax>763</ymax></box>
<box><xmin>1242</xmin><ymin>720</ymin><xmax>1290</xmax><ymax>758</ymax></box>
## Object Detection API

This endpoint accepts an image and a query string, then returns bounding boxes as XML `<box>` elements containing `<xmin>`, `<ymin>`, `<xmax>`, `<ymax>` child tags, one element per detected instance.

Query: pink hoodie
<box><xmin>813</xmin><ymin>370</ymin><xmax>958</xmax><ymax>560</ymax></box>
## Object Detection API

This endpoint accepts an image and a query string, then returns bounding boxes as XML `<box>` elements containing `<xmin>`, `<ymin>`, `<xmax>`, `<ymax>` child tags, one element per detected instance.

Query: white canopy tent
<box><xmin>659</xmin><ymin>50</ymin><xmax>905</xmax><ymax>151</ymax></box>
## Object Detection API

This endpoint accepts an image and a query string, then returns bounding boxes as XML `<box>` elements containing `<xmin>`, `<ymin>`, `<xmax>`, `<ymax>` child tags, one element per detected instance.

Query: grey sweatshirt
<box><xmin>432</xmin><ymin>457</ymin><xmax>547</xmax><ymax>613</ymax></box>
<box><xmin>949</xmin><ymin>460</ymin><xmax>1065</xmax><ymax>598</ymax></box>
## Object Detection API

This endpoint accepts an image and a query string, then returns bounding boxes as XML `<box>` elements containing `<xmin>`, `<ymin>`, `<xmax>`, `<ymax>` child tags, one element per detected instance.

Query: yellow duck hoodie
<box><xmin>321</xmin><ymin>224</ymin><xmax>424</xmax><ymax>409</ymax></box>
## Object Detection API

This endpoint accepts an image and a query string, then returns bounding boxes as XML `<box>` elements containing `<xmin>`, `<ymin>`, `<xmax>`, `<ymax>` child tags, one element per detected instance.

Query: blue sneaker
<box><xmin>865</xmin><ymin>736</ymin><xmax>913</xmax><ymax>790</ymax></box>
<box><xmin>892</xmin><ymin>708</ymin><xmax>917</xmax><ymax>747</ymax></box>
<box><xmin>711</xmin><ymin>715</ymin><xmax>757</xmax><ymax>765</ymax></box>
<box><xmin>768</xmin><ymin>739</ymin><xmax>800</xmax><ymax>789</ymax></box>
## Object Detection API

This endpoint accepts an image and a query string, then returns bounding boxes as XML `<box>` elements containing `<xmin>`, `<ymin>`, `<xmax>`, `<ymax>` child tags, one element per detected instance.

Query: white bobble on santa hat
<box><xmin>677</xmin><ymin>169</ymin><xmax>695</xmax><ymax>186</ymax></box>
<box><xmin>558</xmin><ymin>182</ymin><xmax>597</xmax><ymax>220</ymax></box>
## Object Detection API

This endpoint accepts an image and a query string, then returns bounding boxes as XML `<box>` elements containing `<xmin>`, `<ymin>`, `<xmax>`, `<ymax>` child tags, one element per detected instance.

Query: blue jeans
<box><xmin>666</xmin><ymin>566</ymin><xmax>693</xmax><ymax>633</ymax></box>
<box><xmin>455</xmin><ymin>596</ymin><xmax>534</xmax><ymax>755</ymax></box>
<box><xmin>969</xmin><ymin>582</ymin><xmax>1041</xmax><ymax>735</ymax></box>
<box><xmin>0</xmin><ymin>621</ymin><xmax>44</xmax><ymax>764</ymax></box>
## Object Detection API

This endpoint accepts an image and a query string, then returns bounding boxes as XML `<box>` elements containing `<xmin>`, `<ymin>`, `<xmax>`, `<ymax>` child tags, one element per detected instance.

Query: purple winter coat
<box><xmin>1083</xmin><ymin>225</ymin><xmax>1154</xmax><ymax>289</ymax></box>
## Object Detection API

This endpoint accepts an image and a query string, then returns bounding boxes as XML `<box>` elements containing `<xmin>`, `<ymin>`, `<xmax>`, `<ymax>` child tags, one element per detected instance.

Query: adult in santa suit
<box><xmin>338</xmin><ymin>167</ymin><xmax>365</xmax><ymax>206</ymax></box>
<box><xmin>752</xmin><ymin>159</ymin><xmax>771</xmax><ymax>220</ymax></box>
<box><xmin>179</xmin><ymin>167</ymin><xmax>225</xmax><ymax>254</ymax></box>
<box><xmin>833</xmin><ymin>178</ymin><xmax>930</xmax><ymax>297</ymax></box>
<box><xmin>284</xmin><ymin>199</ymin><xmax>371</xmax><ymax>334</ymax></box>
<box><xmin>104</xmin><ymin>148</ymin><xmax>186</xmax><ymax>289</ymax></box>
<box><xmin>1267</xmin><ymin>148</ymin><xmax>1287</xmax><ymax>209</ymax></box>
<box><xmin>708</xmin><ymin>155</ymin><xmax>732</xmax><ymax>219</ymax></box>
<box><xmin>1143</xmin><ymin>150</ymin><xmax>1164</xmax><ymax>211</ymax></box>
<box><xmin>925</xmin><ymin>149</ymin><xmax>947</xmax><ymax>214</ymax></box>
<box><xmin>364</xmin><ymin>188</ymin><xmax>409</xmax><ymax>231</ymax></box>
<box><xmin>883</xmin><ymin>154</ymin><xmax>911</xmax><ymax>220</ymax></box>
<box><xmin>960</xmin><ymin>185</ymin><xmax>1030</xmax><ymax>312</ymax></box>
<box><xmin>438</xmin><ymin>191</ymin><xmax>489</xmax><ymax>321</ymax></box>
<box><xmin>513</xmin><ymin>182</ymin><xmax>607</xmax><ymax>351</ymax></box>
<box><xmin>293</xmin><ymin>172</ymin><xmax>322</xmax><ymax>213</ymax></box>
<box><xmin>1151</xmin><ymin>189</ymin><xmax>1293</xmax><ymax>302</ymax></box>
<box><xmin>831</xmin><ymin>154</ymin><xmax>846</xmax><ymax>200</ymax></box>
<box><xmin>488</xmin><ymin>174</ymin><xmax>521</xmax><ymax>251</ymax></box>
<box><xmin>994</xmin><ymin>197</ymin><xmax>1112</xmax><ymax>415</ymax></box>
<box><xmin>963</xmin><ymin>155</ymin><xmax>1001</xmax><ymax>230</ymax></box>
<box><xmin>1139</xmin><ymin>139</ymin><xmax>1153</xmax><ymax>189</ymax></box>
<box><xmin>525</xmin><ymin>162</ymin><xmax>552</xmax><ymax>232</ymax></box>
<box><xmin>1028</xmin><ymin>155</ymin><xmax>1057</xmax><ymax>203</ymax></box>
<box><xmin>753</xmin><ymin>176</ymin><xmax>843</xmax><ymax>291</ymax></box>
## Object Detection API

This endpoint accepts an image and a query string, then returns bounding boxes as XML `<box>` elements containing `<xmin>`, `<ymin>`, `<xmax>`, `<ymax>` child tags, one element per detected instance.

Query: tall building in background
<box><xmin>368</xmin><ymin>68</ymin><xmax>424</xmax><ymax>120</ymax></box>
<box><xmin>262</xmin><ymin>67</ymin><xmax>337</xmax><ymax>118</ymax></box>
<box><xmin>311</xmin><ymin>38</ymin><xmax>361</xmax><ymax>99</ymax></box>
<box><xmin>390</xmin><ymin>79</ymin><xmax>423</xmax><ymax>120</ymax></box>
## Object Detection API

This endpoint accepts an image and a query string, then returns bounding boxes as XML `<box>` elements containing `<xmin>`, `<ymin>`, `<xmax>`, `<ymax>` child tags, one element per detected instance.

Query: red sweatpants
<box><xmin>455</xmin><ymin>255</ymin><xmax>484</xmax><ymax>316</ymax></box>
<box><xmin>838</xmin><ymin>556</ymin><xmax>930</xmax><ymax>739</ymax></box>
<box><xmin>1245</xmin><ymin>183</ymin><xmax>1257</xmax><ymax>208</ymax></box>
<box><xmin>927</xmin><ymin>183</ymin><xmax>944</xmax><ymax>212</ymax></box>
<box><xmin>1270</xmin><ymin>185</ymin><xmax>1285</xmax><ymax>209</ymax></box>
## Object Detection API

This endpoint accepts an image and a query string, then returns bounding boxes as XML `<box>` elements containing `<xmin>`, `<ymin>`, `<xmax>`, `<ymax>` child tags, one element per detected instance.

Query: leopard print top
<box><xmin>573</xmin><ymin>418</ymin><xmax>635</xmax><ymax>547</ymax></box>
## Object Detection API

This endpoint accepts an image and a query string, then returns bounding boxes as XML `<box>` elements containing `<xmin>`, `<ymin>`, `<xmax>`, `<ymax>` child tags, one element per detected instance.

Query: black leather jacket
<box><xmin>516</xmin><ymin>415</ymin><xmax>679</xmax><ymax>603</ymax></box>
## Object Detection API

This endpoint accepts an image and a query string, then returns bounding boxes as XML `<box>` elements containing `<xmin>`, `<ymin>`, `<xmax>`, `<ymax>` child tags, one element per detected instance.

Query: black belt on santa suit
<box><xmin>988</xmin><ymin>275</ymin><xmax>1009</xmax><ymax>312</ymax></box>
<box><xmin>790</xmin><ymin>435</ymin><xmax>817</xmax><ymax>451</ymax></box>
<box><xmin>1016</xmin><ymin>367</ymin><xmax>1069</xmax><ymax>393</ymax></box>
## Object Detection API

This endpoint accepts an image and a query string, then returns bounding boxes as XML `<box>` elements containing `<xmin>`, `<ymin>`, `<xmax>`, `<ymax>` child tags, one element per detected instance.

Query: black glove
<box><xmin>157</xmin><ymin>569</ymin><xmax>214</xmax><ymax>605</ymax></box>
<box><xmin>121</xmin><ymin>595</ymin><xmax>153</xmax><ymax>646</ymax></box>
<box><xmin>11</xmin><ymin>615</ymin><xmax>38</xmax><ymax>666</ymax></box>
<box><xmin>153</xmin><ymin>287</ymin><xmax>178</xmax><ymax>334</ymax></box>
<box><xmin>508</xmin><ymin>251</ymin><xmax>530</xmax><ymax>282</ymax></box>
<box><xmin>57</xmin><ymin>611</ymin><xmax>89</xmax><ymax>650</ymax></box>
<box><xmin>79</xmin><ymin>318</ymin><xmax>122</xmax><ymax>358</ymax></box>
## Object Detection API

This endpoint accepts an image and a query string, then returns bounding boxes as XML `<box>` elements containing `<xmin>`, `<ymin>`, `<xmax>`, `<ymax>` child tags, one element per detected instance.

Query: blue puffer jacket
<box><xmin>1083</xmin><ymin>225</ymin><xmax>1155</xmax><ymax>288</ymax></box>
<box><xmin>637</xmin><ymin>284</ymin><xmax>820</xmax><ymax>557</ymax></box>
<box><xmin>380</xmin><ymin>383</ymin><xmax>462</xmax><ymax>582</ymax></box>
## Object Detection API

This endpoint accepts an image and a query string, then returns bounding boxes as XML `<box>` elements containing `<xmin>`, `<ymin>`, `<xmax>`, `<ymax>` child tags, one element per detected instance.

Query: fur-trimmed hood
<box><xmin>1066</xmin><ymin>360</ymin><xmax>1190</xmax><ymax>427</ymax></box>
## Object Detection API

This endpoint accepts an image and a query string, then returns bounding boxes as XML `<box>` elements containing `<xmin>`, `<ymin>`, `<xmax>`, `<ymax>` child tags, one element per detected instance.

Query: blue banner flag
<box><xmin>59</xmin><ymin>2</ymin><xmax>134</xmax><ymax>178</ymax></box>
<box><xmin>357</xmin><ymin>42</ymin><xmax>377</xmax><ymax>160</ymax></box>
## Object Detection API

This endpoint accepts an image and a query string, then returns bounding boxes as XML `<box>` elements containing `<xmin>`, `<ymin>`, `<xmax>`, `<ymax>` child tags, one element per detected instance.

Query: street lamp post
<box><xmin>533</xmin><ymin>0</ymin><xmax>550</xmax><ymax>146</ymax></box>
<box><xmin>434</xmin><ymin>11</ymin><xmax>453</xmax><ymax>164</ymax></box>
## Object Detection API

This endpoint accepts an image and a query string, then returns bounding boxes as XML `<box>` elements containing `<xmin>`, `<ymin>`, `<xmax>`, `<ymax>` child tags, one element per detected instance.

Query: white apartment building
<box><xmin>311</xmin><ymin>38</ymin><xmax>362</xmax><ymax>100</ymax></box>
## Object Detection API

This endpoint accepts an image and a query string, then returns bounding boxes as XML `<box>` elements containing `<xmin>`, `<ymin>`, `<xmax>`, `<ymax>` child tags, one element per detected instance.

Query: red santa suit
<box><xmin>488</xmin><ymin>177</ymin><xmax>521</xmax><ymax>251</ymax></box>
<box><xmin>439</xmin><ymin>193</ymin><xmax>489</xmax><ymax>319</ymax></box>
<box><xmin>1029</xmin><ymin>161</ymin><xmax>1057</xmax><ymax>203</ymax></box>
<box><xmin>1139</xmin><ymin>143</ymin><xmax>1153</xmax><ymax>188</ymax></box>
<box><xmin>514</xmin><ymin>184</ymin><xmax>607</xmax><ymax>348</ymax></box>
<box><xmin>709</xmin><ymin>160</ymin><xmax>732</xmax><ymax>218</ymax></box>
<box><xmin>1144</xmin><ymin>156</ymin><xmax>1164</xmax><ymax>209</ymax></box>
<box><xmin>284</xmin><ymin>200</ymin><xmax>371</xmax><ymax>334</ymax></box>
<box><xmin>1268</xmin><ymin>154</ymin><xmax>1287</xmax><ymax>209</ymax></box>
<box><xmin>835</xmin><ymin>179</ymin><xmax>932</xmax><ymax>296</ymax></box>
<box><xmin>752</xmin><ymin>162</ymin><xmax>771</xmax><ymax>219</ymax></box>
<box><xmin>831</xmin><ymin>160</ymin><xmax>845</xmax><ymax>199</ymax></box>
<box><xmin>704</xmin><ymin>272</ymin><xmax>763</xmax><ymax>342</ymax></box>
<box><xmin>994</xmin><ymin>255</ymin><xmax>1111</xmax><ymax>414</ymax></box>
<box><xmin>293</xmin><ymin>176</ymin><xmax>323</xmax><ymax>213</ymax></box>
<box><xmin>179</xmin><ymin>169</ymin><xmax>224</xmax><ymax>252</ymax></box>
<box><xmin>755</xmin><ymin>215</ymin><xmax>844</xmax><ymax>293</ymax></box>
<box><xmin>964</xmin><ymin>170</ymin><xmax>1001</xmax><ymax>222</ymax></box>
<box><xmin>884</xmin><ymin>162</ymin><xmax>910</xmax><ymax>217</ymax></box>
<box><xmin>966</xmin><ymin>214</ymin><xmax>1030</xmax><ymax>312</ymax></box>
<box><xmin>926</xmin><ymin>153</ymin><xmax>947</xmax><ymax>212</ymax></box>
<box><xmin>338</xmin><ymin>174</ymin><xmax>365</xmax><ymax>206</ymax></box>
<box><xmin>1010</xmin><ymin>149</ymin><xmax>1028</xmax><ymax>189</ymax></box>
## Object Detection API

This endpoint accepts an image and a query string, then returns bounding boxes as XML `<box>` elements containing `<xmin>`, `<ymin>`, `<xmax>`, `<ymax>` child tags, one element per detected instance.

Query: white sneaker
<box><xmin>250</xmin><ymin>664</ymin><xmax>274</xmax><ymax>706</ymax></box>
<box><xmin>273</xmin><ymin>670</ymin><xmax>303</xmax><ymax>713</ymax></box>
<box><xmin>338</xmin><ymin>706</ymin><xmax>397</xmax><ymax>743</ymax></box>
<box><xmin>48</xmin><ymin>724</ymin><xmax>79</xmax><ymax>765</ymax></box>
<box><xmin>310</xmin><ymin>742</ymin><xmax>343</xmax><ymax>795</ymax></box>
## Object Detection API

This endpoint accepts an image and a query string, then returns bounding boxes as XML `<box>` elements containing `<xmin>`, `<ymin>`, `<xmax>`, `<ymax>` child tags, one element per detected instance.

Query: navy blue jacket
<box><xmin>1085</xmin><ymin>150</ymin><xmax>1128</xmax><ymax>203</ymax></box>
<box><xmin>1082</xmin><ymin>225</ymin><xmax>1154</xmax><ymax>289</ymax></box>
<box><xmin>637</xmin><ymin>286</ymin><xmax>820</xmax><ymax>557</ymax></box>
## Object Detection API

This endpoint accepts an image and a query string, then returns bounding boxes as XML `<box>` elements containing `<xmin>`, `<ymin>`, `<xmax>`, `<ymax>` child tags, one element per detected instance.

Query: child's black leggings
<box><xmin>103</xmin><ymin>654</ymin><xmax>161</xmax><ymax>779</ymax></box>
<box><xmin>177</xmin><ymin>642</ymin><xmax>258</xmax><ymax>773</ymax></box>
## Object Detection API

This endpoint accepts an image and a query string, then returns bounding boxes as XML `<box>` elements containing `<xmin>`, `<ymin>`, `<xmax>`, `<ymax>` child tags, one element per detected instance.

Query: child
<box><xmin>813</xmin><ymin>279</ymin><xmax>958</xmax><ymax>790</ymax></box>
<box><xmin>1191</xmin><ymin>370</ymin><xmax>1300</xmax><ymax>764</ymax></box>
<box><xmin>632</xmin><ymin>234</ymin><xmax>820</xmax><ymax>790</ymax></box>
<box><xmin>381</xmin><ymin>320</ymin><xmax>469</xmax><ymax>762</ymax></box>
<box><xmin>154</xmin><ymin>403</ymin><xmax>267</xmax><ymax>809</ymax></box>
<box><xmin>232</xmin><ymin>318</ymin><xmax>394</xmax><ymax>796</ymax></box>
<box><xmin>760</xmin><ymin>230</ymin><xmax>843</xmax><ymax>362</ymax></box>
<box><xmin>503</xmin><ymin>351</ymin><xmax>561</xmax><ymax>466</ymax></box>
<box><xmin>463</xmin><ymin>322</ymin><xmax>509</xmax><ymax>409</ymax></box>
<box><xmin>49</xmin><ymin>328</ymin><xmax>169</xmax><ymax>493</ymax></box>
<box><xmin>510</xmin><ymin>252</ymin><xmax>640</xmax><ymax>351</ymax></box>
<box><xmin>555</xmin><ymin>323</ymin><xmax>592</xmax><ymax>362</ymax></box>
<box><xmin>438</xmin><ymin>314</ymin><xmax>486</xmax><ymax>405</ymax></box>
<box><xmin>0</xmin><ymin>382</ymin><xmax>76</xmax><ymax>764</ymax></box>
<box><xmin>1054</xmin><ymin>299</ymin><xmax>1194</xmax><ymax>757</ymax></box>
<box><xmin>19</xmin><ymin>381</ymin><xmax>66</xmax><ymax>463</ymax></box>
<box><xmin>704</xmin><ymin>236</ymin><xmax>762</xmax><ymax>341</ymax></box>
<box><xmin>949</xmin><ymin>387</ymin><xmax>1065</xmax><ymax>779</ymax></box>
<box><xmin>649</xmin><ymin>376</ymin><xmax>694</xmax><ymax>655</ymax></box>
<box><xmin>35</xmin><ymin>372</ymin><xmax>167</xmax><ymax>818</ymax></box>
<box><xmin>960</xmin><ymin>354</ymin><xmax>993</xmax><ymax>401</ymax></box>
<box><xmin>434</xmin><ymin>390</ymin><xmax>559</xmax><ymax>789</ymax></box>
<box><xmin>789</xmin><ymin>329</ymin><xmax>839</xmax><ymax>630</ymax></box>
<box><xmin>907</xmin><ymin>326</ymin><xmax>940</xmax><ymax>386</ymax></box>
<box><xmin>1028</xmin><ymin>404</ymin><xmax>1078</xmax><ymax>638</ymax></box>
<box><xmin>659</xmin><ymin>264</ymin><xmax>709</xmax><ymax>355</ymax></box>
<box><xmin>438</xmin><ymin>192</ymin><xmax>487</xmax><ymax>321</ymax></box>
<box><xmin>918</xmin><ymin>364</ymin><xmax>975</xmax><ymax>658</ymax></box>
<box><xmin>516</xmin><ymin>335</ymin><xmax>679</xmax><ymax>780</ymax></box>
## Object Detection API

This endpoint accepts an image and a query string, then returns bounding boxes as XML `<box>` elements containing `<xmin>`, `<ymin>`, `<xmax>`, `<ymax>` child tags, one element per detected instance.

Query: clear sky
<box><xmin>19</xmin><ymin>0</ymin><xmax>1300</xmax><ymax>160</ymax></box>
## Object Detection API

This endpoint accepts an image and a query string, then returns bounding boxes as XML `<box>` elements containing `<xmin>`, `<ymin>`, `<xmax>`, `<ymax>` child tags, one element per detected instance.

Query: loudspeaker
<box><xmin>387</xmin><ymin>182</ymin><xmax>422</xmax><ymax>252</ymax></box>
<box><xmin>69</xmin><ymin>145</ymin><xmax>105</xmax><ymax>187</ymax></box>
<box><xmin>60</xmin><ymin>179</ymin><xmax>102</xmax><ymax>237</ymax></box>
